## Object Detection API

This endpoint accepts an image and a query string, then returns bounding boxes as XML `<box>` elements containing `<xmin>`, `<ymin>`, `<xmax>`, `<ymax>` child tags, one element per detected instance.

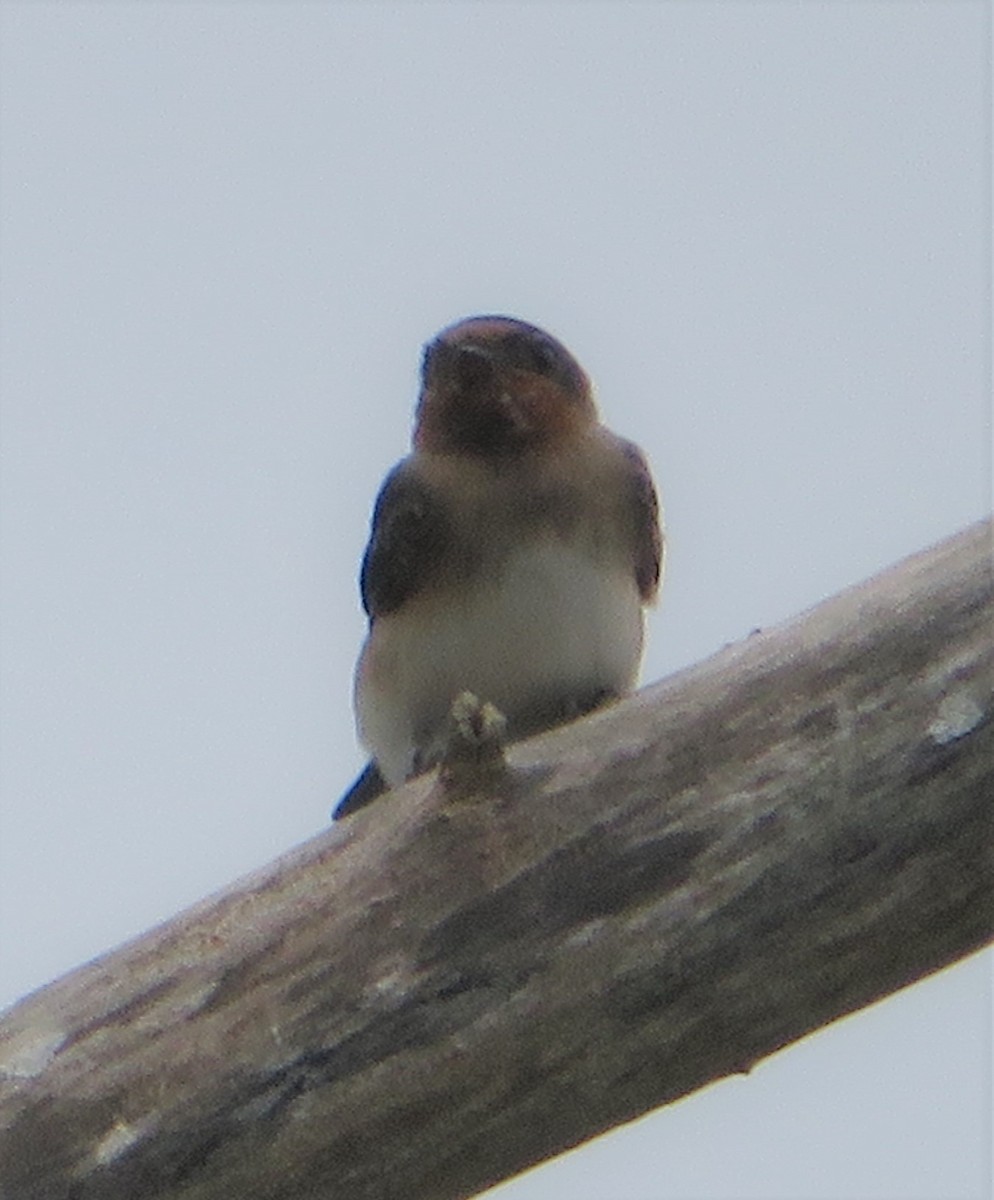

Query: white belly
<box><xmin>356</xmin><ymin>541</ymin><xmax>644</xmax><ymax>786</ymax></box>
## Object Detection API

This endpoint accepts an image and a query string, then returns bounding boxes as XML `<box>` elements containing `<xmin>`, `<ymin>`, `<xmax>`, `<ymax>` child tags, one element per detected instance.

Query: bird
<box><xmin>333</xmin><ymin>314</ymin><xmax>663</xmax><ymax>818</ymax></box>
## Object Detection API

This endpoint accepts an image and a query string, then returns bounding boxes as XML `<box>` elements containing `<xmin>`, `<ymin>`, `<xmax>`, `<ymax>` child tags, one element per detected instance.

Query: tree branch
<box><xmin>1</xmin><ymin>519</ymin><xmax>991</xmax><ymax>1200</ymax></box>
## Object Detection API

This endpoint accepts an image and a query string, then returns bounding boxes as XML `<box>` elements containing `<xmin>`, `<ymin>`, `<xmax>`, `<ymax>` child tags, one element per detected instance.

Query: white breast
<box><xmin>356</xmin><ymin>540</ymin><xmax>644</xmax><ymax>786</ymax></box>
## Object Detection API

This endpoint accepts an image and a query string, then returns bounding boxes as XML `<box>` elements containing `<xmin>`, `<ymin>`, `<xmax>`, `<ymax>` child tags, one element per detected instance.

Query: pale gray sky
<box><xmin>0</xmin><ymin>3</ymin><xmax>989</xmax><ymax>1198</ymax></box>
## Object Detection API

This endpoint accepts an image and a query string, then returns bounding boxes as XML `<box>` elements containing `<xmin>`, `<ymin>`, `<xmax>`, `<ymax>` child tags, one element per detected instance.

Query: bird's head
<box><xmin>414</xmin><ymin>316</ymin><xmax>596</xmax><ymax>457</ymax></box>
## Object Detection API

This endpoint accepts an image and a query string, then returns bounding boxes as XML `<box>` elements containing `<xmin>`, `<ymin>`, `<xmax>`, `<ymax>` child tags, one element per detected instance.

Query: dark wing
<box><xmin>619</xmin><ymin>439</ymin><xmax>663</xmax><ymax>602</ymax></box>
<box><xmin>359</xmin><ymin>459</ymin><xmax>454</xmax><ymax>619</ymax></box>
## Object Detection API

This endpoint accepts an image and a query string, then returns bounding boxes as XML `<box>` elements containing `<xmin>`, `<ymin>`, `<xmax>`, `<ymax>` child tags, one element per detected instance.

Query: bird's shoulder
<box><xmin>359</xmin><ymin>458</ymin><xmax>457</xmax><ymax>619</ymax></box>
<box><xmin>582</xmin><ymin>428</ymin><xmax>663</xmax><ymax>603</ymax></box>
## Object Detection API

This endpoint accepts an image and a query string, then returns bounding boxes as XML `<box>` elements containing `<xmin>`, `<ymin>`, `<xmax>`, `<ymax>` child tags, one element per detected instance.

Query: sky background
<box><xmin>0</xmin><ymin>3</ymin><xmax>990</xmax><ymax>1198</ymax></box>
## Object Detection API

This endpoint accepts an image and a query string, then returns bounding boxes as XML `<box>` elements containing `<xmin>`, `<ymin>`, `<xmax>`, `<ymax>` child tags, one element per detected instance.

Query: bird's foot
<box><xmin>437</xmin><ymin>691</ymin><xmax>509</xmax><ymax>797</ymax></box>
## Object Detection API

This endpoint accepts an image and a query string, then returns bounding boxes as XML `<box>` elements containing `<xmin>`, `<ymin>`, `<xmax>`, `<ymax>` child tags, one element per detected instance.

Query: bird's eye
<box><xmin>529</xmin><ymin>341</ymin><xmax>560</xmax><ymax>375</ymax></box>
<box><xmin>505</xmin><ymin>333</ymin><xmax>561</xmax><ymax>378</ymax></box>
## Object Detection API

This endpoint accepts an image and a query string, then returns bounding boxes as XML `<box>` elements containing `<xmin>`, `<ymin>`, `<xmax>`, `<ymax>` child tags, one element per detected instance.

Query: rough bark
<box><xmin>0</xmin><ymin>519</ymin><xmax>991</xmax><ymax>1200</ymax></box>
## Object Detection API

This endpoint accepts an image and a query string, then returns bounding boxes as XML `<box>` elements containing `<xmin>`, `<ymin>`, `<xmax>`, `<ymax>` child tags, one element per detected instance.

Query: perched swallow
<box><xmin>334</xmin><ymin>315</ymin><xmax>663</xmax><ymax>818</ymax></box>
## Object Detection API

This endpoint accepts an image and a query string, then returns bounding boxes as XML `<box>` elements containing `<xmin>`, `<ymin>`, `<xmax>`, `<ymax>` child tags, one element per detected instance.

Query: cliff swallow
<box><xmin>334</xmin><ymin>315</ymin><xmax>663</xmax><ymax>818</ymax></box>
